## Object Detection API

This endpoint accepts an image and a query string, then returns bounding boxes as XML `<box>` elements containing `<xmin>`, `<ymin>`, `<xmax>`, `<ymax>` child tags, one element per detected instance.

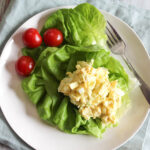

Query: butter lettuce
<box><xmin>41</xmin><ymin>3</ymin><xmax>107</xmax><ymax>48</ymax></box>
<box><xmin>22</xmin><ymin>44</ymin><xmax>129</xmax><ymax>138</ymax></box>
<box><xmin>21</xmin><ymin>3</ymin><xmax>130</xmax><ymax>138</ymax></box>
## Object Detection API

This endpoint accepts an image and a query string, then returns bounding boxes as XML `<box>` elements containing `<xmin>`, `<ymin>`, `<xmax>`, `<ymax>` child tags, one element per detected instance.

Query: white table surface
<box><xmin>0</xmin><ymin>0</ymin><xmax>150</xmax><ymax>150</ymax></box>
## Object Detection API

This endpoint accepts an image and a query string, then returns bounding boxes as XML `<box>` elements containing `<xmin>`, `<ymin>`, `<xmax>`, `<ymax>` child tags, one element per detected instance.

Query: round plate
<box><xmin>0</xmin><ymin>6</ymin><xmax>150</xmax><ymax>150</ymax></box>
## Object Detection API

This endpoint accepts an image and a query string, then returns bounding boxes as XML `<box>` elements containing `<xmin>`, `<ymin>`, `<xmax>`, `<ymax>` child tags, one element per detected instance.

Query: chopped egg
<box><xmin>78</xmin><ymin>88</ymin><xmax>84</xmax><ymax>94</ymax></box>
<box><xmin>69</xmin><ymin>82</ymin><xmax>78</xmax><ymax>89</ymax></box>
<box><xmin>58</xmin><ymin>61</ymin><xmax>124</xmax><ymax>124</ymax></box>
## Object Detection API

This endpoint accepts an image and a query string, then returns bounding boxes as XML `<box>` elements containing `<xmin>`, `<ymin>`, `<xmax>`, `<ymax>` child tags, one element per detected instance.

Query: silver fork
<box><xmin>106</xmin><ymin>21</ymin><xmax>150</xmax><ymax>105</ymax></box>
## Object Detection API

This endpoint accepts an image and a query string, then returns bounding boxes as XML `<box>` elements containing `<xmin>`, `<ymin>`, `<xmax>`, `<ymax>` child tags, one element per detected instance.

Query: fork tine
<box><xmin>107</xmin><ymin>33</ymin><xmax>115</xmax><ymax>45</ymax></box>
<box><xmin>106</xmin><ymin>27</ymin><xmax>118</xmax><ymax>43</ymax></box>
<box><xmin>107</xmin><ymin>41</ymin><xmax>112</xmax><ymax>48</ymax></box>
<box><xmin>107</xmin><ymin>21</ymin><xmax>122</xmax><ymax>41</ymax></box>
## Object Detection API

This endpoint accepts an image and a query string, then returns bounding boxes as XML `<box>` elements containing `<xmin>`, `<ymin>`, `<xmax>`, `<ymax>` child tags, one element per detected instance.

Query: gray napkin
<box><xmin>0</xmin><ymin>0</ymin><xmax>150</xmax><ymax>150</ymax></box>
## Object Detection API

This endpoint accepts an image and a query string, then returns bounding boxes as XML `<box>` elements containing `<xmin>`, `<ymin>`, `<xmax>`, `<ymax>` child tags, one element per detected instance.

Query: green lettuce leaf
<box><xmin>41</xmin><ymin>3</ymin><xmax>107</xmax><ymax>48</ymax></box>
<box><xmin>22</xmin><ymin>45</ymin><xmax>46</xmax><ymax>62</ymax></box>
<box><xmin>22</xmin><ymin>44</ymin><xmax>129</xmax><ymax>138</ymax></box>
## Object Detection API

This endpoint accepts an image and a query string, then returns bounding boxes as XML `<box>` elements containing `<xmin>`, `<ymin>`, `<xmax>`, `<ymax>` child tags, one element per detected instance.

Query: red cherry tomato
<box><xmin>15</xmin><ymin>56</ymin><xmax>35</xmax><ymax>76</ymax></box>
<box><xmin>22</xmin><ymin>28</ymin><xmax>42</xmax><ymax>48</ymax></box>
<box><xmin>43</xmin><ymin>28</ymin><xmax>63</xmax><ymax>47</ymax></box>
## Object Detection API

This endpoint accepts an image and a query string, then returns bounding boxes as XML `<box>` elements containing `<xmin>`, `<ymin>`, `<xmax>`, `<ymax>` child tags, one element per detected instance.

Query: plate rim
<box><xmin>0</xmin><ymin>5</ymin><xmax>150</xmax><ymax>150</ymax></box>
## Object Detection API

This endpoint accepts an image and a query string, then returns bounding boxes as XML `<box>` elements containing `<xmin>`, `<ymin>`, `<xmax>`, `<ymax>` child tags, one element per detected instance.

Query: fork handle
<box><xmin>122</xmin><ymin>54</ymin><xmax>150</xmax><ymax>105</ymax></box>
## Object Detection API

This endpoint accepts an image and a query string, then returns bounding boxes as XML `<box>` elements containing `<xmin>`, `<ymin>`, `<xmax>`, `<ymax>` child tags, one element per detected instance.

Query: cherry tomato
<box><xmin>22</xmin><ymin>28</ymin><xmax>42</xmax><ymax>48</ymax></box>
<box><xmin>43</xmin><ymin>28</ymin><xmax>63</xmax><ymax>47</ymax></box>
<box><xmin>15</xmin><ymin>56</ymin><xmax>35</xmax><ymax>76</ymax></box>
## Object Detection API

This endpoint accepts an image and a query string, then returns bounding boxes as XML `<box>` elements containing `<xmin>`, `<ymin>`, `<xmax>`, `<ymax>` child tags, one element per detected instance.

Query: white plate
<box><xmin>0</xmin><ymin>6</ymin><xmax>150</xmax><ymax>150</ymax></box>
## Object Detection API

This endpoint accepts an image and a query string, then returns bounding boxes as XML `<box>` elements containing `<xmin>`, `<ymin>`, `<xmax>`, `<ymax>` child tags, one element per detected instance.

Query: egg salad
<box><xmin>58</xmin><ymin>61</ymin><xmax>124</xmax><ymax>124</ymax></box>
